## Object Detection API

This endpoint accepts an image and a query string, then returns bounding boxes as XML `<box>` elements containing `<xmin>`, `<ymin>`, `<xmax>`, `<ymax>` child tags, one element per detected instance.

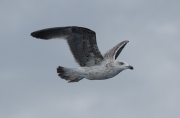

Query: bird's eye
<box><xmin>119</xmin><ymin>62</ymin><xmax>124</xmax><ymax>65</ymax></box>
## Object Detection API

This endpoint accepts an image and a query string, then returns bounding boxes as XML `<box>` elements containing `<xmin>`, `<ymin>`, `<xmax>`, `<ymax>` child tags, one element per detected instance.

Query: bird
<box><xmin>31</xmin><ymin>26</ymin><xmax>133</xmax><ymax>83</ymax></box>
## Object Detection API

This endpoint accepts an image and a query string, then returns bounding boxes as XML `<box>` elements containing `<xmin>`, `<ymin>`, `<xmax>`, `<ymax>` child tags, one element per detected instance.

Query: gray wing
<box><xmin>103</xmin><ymin>40</ymin><xmax>129</xmax><ymax>59</ymax></box>
<box><xmin>31</xmin><ymin>26</ymin><xmax>104</xmax><ymax>67</ymax></box>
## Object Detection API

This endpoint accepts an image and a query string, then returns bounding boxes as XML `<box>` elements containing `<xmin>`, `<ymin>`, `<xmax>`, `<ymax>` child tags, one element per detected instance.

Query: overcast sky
<box><xmin>1</xmin><ymin>0</ymin><xmax>180</xmax><ymax>118</ymax></box>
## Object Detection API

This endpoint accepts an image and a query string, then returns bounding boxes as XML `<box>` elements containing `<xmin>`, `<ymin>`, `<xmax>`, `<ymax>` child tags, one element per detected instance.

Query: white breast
<box><xmin>79</xmin><ymin>60</ymin><xmax>122</xmax><ymax>80</ymax></box>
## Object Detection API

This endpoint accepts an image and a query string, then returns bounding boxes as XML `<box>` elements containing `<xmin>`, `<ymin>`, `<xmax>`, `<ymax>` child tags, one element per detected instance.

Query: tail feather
<box><xmin>57</xmin><ymin>66</ymin><xmax>82</xmax><ymax>83</ymax></box>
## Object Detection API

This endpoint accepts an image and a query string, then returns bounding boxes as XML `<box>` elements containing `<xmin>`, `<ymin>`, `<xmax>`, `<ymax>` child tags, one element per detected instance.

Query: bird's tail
<box><xmin>57</xmin><ymin>66</ymin><xmax>82</xmax><ymax>83</ymax></box>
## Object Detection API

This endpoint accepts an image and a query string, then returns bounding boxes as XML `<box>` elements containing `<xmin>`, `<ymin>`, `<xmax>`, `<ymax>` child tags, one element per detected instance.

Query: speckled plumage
<box><xmin>31</xmin><ymin>26</ymin><xmax>133</xmax><ymax>82</ymax></box>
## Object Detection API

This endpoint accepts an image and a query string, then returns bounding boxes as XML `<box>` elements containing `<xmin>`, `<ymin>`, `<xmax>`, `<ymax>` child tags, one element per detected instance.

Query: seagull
<box><xmin>31</xmin><ymin>26</ymin><xmax>133</xmax><ymax>83</ymax></box>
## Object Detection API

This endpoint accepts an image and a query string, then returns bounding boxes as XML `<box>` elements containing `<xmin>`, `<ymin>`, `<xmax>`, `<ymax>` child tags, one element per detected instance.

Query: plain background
<box><xmin>1</xmin><ymin>0</ymin><xmax>180</xmax><ymax>118</ymax></box>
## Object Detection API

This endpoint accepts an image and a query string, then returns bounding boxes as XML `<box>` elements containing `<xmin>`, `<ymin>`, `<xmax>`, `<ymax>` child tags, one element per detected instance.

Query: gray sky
<box><xmin>1</xmin><ymin>0</ymin><xmax>180</xmax><ymax>118</ymax></box>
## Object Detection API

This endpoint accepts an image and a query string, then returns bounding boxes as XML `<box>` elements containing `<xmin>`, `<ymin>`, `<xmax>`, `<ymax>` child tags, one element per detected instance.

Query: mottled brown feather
<box><xmin>103</xmin><ymin>40</ymin><xmax>129</xmax><ymax>59</ymax></box>
<box><xmin>31</xmin><ymin>26</ymin><xmax>104</xmax><ymax>67</ymax></box>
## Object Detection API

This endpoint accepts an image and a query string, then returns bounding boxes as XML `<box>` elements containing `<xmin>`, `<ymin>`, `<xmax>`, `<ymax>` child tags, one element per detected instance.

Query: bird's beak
<box><xmin>128</xmin><ymin>65</ymin><xmax>134</xmax><ymax>70</ymax></box>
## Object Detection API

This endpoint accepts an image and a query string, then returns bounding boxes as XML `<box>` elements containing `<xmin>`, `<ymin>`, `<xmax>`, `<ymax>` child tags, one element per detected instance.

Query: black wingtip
<box><xmin>31</xmin><ymin>32</ymin><xmax>36</xmax><ymax>37</ymax></box>
<box><xmin>30</xmin><ymin>30</ymin><xmax>49</xmax><ymax>39</ymax></box>
<box><xmin>30</xmin><ymin>31</ymin><xmax>40</xmax><ymax>38</ymax></box>
<box><xmin>114</xmin><ymin>41</ymin><xmax>129</xmax><ymax>60</ymax></box>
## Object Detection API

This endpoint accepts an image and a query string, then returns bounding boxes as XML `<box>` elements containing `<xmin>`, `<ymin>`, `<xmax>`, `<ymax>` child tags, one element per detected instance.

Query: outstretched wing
<box><xmin>103</xmin><ymin>40</ymin><xmax>129</xmax><ymax>60</ymax></box>
<box><xmin>31</xmin><ymin>26</ymin><xmax>104</xmax><ymax>67</ymax></box>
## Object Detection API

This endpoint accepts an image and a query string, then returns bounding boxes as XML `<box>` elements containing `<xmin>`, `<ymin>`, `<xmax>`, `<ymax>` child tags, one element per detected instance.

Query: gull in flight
<box><xmin>31</xmin><ymin>26</ymin><xmax>133</xmax><ymax>83</ymax></box>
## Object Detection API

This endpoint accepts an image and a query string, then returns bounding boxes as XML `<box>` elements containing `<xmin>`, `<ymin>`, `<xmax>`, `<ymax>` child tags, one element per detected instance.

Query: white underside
<box><xmin>75</xmin><ymin>60</ymin><xmax>124</xmax><ymax>80</ymax></box>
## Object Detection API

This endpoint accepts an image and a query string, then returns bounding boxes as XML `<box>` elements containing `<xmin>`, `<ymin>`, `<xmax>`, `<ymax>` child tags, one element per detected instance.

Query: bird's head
<box><xmin>116</xmin><ymin>60</ymin><xmax>133</xmax><ymax>70</ymax></box>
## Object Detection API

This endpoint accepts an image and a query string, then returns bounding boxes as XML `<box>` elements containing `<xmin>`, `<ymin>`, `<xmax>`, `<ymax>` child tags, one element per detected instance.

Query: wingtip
<box><xmin>30</xmin><ymin>31</ymin><xmax>42</xmax><ymax>39</ymax></box>
<box><xmin>31</xmin><ymin>31</ymin><xmax>39</xmax><ymax>38</ymax></box>
<box><xmin>124</xmin><ymin>40</ymin><xmax>129</xmax><ymax>43</ymax></box>
<box><xmin>30</xmin><ymin>32</ymin><xmax>35</xmax><ymax>37</ymax></box>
